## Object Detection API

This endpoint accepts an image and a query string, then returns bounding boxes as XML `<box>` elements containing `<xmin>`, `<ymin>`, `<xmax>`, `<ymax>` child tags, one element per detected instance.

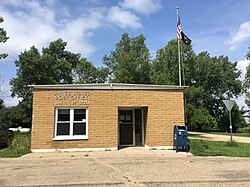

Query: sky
<box><xmin>0</xmin><ymin>0</ymin><xmax>250</xmax><ymax>107</ymax></box>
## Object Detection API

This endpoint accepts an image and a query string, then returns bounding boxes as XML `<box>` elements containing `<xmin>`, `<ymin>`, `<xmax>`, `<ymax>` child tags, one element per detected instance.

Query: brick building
<box><xmin>30</xmin><ymin>83</ymin><xmax>185</xmax><ymax>152</ymax></box>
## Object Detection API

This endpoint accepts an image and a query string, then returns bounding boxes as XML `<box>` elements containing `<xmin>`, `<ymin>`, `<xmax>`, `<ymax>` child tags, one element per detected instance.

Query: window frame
<box><xmin>54</xmin><ymin>107</ymin><xmax>88</xmax><ymax>140</ymax></box>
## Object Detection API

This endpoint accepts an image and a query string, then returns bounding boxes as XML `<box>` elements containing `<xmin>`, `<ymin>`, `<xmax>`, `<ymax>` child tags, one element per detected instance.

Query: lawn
<box><xmin>0</xmin><ymin>132</ymin><xmax>31</xmax><ymax>158</ymax></box>
<box><xmin>207</xmin><ymin>132</ymin><xmax>250</xmax><ymax>137</ymax></box>
<box><xmin>1</xmin><ymin>132</ymin><xmax>250</xmax><ymax>158</ymax></box>
<box><xmin>189</xmin><ymin>139</ymin><xmax>250</xmax><ymax>157</ymax></box>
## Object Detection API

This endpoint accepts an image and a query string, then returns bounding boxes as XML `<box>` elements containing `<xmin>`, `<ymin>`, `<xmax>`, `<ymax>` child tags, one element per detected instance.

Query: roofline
<box><xmin>28</xmin><ymin>83</ymin><xmax>188</xmax><ymax>90</ymax></box>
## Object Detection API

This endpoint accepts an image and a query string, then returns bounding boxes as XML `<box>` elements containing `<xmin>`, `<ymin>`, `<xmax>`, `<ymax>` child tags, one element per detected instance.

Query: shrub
<box><xmin>237</xmin><ymin>126</ymin><xmax>250</xmax><ymax>133</ymax></box>
<box><xmin>0</xmin><ymin>132</ymin><xmax>31</xmax><ymax>158</ymax></box>
<box><xmin>9</xmin><ymin>132</ymin><xmax>31</xmax><ymax>154</ymax></box>
<box><xmin>189</xmin><ymin>139</ymin><xmax>209</xmax><ymax>153</ymax></box>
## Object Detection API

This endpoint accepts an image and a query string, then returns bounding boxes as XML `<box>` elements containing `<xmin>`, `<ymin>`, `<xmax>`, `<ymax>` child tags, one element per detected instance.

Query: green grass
<box><xmin>0</xmin><ymin>132</ymin><xmax>31</xmax><ymax>158</ymax></box>
<box><xmin>189</xmin><ymin>139</ymin><xmax>250</xmax><ymax>157</ymax></box>
<box><xmin>207</xmin><ymin>132</ymin><xmax>250</xmax><ymax>137</ymax></box>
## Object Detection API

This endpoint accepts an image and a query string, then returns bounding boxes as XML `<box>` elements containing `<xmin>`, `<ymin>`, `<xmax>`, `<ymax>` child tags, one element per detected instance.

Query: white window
<box><xmin>54</xmin><ymin>108</ymin><xmax>88</xmax><ymax>140</ymax></box>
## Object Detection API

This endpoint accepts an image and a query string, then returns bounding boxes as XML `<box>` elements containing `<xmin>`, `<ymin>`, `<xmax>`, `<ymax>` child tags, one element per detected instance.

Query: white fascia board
<box><xmin>28</xmin><ymin>83</ymin><xmax>187</xmax><ymax>90</ymax></box>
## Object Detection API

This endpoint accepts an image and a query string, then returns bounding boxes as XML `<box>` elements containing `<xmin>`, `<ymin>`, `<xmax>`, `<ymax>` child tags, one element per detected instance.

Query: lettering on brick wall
<box><xmin>54</xmin><ymin>91</ymin><xmax>90</xmax><ymax>105</ymax></box>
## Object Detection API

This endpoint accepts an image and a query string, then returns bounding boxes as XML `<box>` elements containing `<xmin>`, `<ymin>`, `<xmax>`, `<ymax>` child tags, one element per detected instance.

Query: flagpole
<box><xmin>181</xmin><ymin>43</ymin><xmax>185</xmax><ymax>86</ymax></box>
<box><xmin>177</xmin><ymin>7</ymin><xmax>181</xmax><ymax>86</ymax></box>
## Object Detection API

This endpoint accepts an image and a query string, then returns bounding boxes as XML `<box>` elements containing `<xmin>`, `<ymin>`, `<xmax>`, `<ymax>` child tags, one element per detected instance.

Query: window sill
<box><xmin>53</xmin><ymin>136</ymin><xmax>88</xmax><ymax>141</ymax></box>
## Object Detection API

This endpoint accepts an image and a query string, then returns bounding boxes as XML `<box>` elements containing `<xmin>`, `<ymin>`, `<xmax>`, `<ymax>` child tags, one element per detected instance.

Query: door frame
<box><xmin>118</xmin><ymin>107</ymin><xmax>144</xmax><ymax>147</ymax></box>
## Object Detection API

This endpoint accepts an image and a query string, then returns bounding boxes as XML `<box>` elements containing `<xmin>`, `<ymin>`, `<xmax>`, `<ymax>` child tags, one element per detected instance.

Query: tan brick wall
<box><xmin>31</xmin><ymin>89</ymin><xmax>185</xmax><ymax>149</ymax></box>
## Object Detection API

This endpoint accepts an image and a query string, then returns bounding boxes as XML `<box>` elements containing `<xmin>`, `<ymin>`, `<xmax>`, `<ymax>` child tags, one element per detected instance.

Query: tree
<box><xmin>186</xmin><ymin>104</ymin><xmax>217</xmax><ymax>131</ymax></box>
<box><xmin>191</xmin><ymin>53</ymin><xmax>242</xmax><ymax>98</ymax></box>
<box><xmin>244</xmin><ymin>46</ymin><xmax>250</xmax><ymax>110</ymax></box>
<box><xmin>10</xmin><ymin>39</ymin><xmax>81</xmax><ymax>107</ymax></box>
<box><xmin>0</xmin><ymin>16</ymin><xmax>9</xmax><ymax>59</ymax></box>
<box><xmin>0</xmin><ymin>104</ymin><xmax>31</xmax><ymax>128</ymax></box>
<box><xmin>245</xmin><ymin>47</ymin><xmax>250</xmax><ymax>89</ymax></box>
<box><xmin>246</xmin><ymin>46</ymin><xmax>250</xmax><ymax>60</ymax></box>
<box><xmin>10</xmin><ymin>39</ymin><xmax>81</xmax><ymax>126</ymax></box>
<box><xmin>41</xmin><ymin>39</ymin><xmax>81</xmax><ymax>84</ymax></box>
<box><xmin>187</xmin><ymin>52</ymin><xmax>243</xmax><ymax>131</ymax></box>
<box><xmin>10</xmin><ymin>46</ymin><xmax>41</xmax><ymax>108</ymax></box>
<box><xmin>75</xmin><ymin>58</ymin><xmax>108</xmax><ymax>83</ymax></box>
<box><xmin>151</xmin><ymin>39</ymin><xmax>195</xmax><ymax>85</ymax></box>
<box><xmin>103</xmin><ymin>33</ymin><xmax>151</xmax><ymax>84</ymax></box>
<box><xmin>151</xmin><ymin>40</ymin><xmax>244</xmax><ymax>131</ymax></box>
<box><xmin>0</xmin><ymin>98</ymin><xmax>4</xmax><ymax>110</ymax></box>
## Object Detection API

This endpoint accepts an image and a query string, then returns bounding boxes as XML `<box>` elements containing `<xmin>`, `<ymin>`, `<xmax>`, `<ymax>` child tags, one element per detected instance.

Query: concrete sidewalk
<box><xmin>21</xmin><ymin>147</ymin><xmax>192</xmax><ymax>159</ymax></box>
<box><xmin>1</xmin><ymin>148</ymin><xmax>250</xmax><ymax>187</ymax></box>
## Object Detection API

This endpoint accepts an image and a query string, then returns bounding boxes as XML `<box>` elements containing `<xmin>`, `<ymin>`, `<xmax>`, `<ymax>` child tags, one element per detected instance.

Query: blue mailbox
<box><xmin>174</xmin><ymin>125</ymin><xmax>188</xmax><ymax>152</ymax></box>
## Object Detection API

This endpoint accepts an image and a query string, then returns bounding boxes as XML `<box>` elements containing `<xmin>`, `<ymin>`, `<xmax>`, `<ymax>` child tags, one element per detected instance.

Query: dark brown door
<box><xmin>119</xmin><ymin>110</ymin><xmax>133</xmax><ymax>145</ymax></box>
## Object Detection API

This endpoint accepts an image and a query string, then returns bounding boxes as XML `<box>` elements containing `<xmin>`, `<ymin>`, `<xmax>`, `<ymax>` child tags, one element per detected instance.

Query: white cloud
<box><xmin>120</xmin><ymin>0</ymin><xmax>162</xmax><ymax>15</ymax></box>
<box><xmin>236</xmin><ymin>95</ymin><xmax>247</xmax><ymax>110</ymax></box>
<box><xmin>0</xmin><ymin>84</ymin><xmax>20</xmax><ymax>107</ymax></box>
<box><xmin>227</xmin><ymin>21</ymin><xmax>250</xmax><ymax>51</ymax></box>
<box><xmin>0</xmin><ymin>0</ymin><xmax>152</xmax><ymax>59</ymax></box>
<box><xmin>3</xmin><ymin>96</ymin><xmax>19</xmax><ymax>107</ymax></box>
<box><xmin>236</xmin><ymin>59</ymin><xmax>250</xmax><ymax>80</ymax></box>
<box><xmin>107</xmin><ymin>6</ymin><xmax>142</xmax><ymax>29</ymax></box>
<box><xmin>0</xmin><ymin>1</ymin><xmax>105</xmax><ymax>58</ymax></box>
<box><xmin>58</xmin><ymin>11</ymin><xmax>105</xmax><ymax>55</ymax></box>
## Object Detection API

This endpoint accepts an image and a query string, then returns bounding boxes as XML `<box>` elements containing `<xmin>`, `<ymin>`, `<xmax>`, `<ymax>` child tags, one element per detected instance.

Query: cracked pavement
<box><xmin>0</xmin><ymin>148</ymin><xmax>250</xmax><ymax>186</ymax></box>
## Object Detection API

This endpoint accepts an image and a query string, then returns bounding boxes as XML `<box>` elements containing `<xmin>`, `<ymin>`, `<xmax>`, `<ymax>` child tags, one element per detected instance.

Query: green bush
<box><xmin>0</xmin><ymin>132</ymin><xmax>31</xmax><ymax>158</ymax></box>
<box><xmin>189</xmin><ymin>139</ymin><xmax>209</xmax><ymax>153</ymax></box>
<box><xmin>237</xmin><ymin>126</ymin><xmax>250</xmax><ymax>133</ymax></box>
<box><xmin>10</xmin><ymin>132</ymin><xmax>31</xmax><ymax>153</ymax></box>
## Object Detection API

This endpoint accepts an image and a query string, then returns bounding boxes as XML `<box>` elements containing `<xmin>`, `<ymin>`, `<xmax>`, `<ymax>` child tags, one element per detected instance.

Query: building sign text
<box><xmin>54</xmin><ymin>91</ymin><xmax>90</xmax><ymax>105</ymax></box>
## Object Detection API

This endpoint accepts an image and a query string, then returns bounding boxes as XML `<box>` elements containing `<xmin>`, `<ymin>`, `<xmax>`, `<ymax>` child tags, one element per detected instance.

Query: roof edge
<box><xmin>28</xmin><ymin>83</ymin><xmax>188</xmax><ymax>90</ymax></box>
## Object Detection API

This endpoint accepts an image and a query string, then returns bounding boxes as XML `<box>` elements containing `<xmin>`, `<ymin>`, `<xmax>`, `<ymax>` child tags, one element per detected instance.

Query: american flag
<box><xmin>177</xmin><ymin>15</ymin><xmax>182</xmax><ymax>40</ymax></box>
<box><xmin>177</xmin><ymin>13</ymin><xmax>191</xmax><ymax>45</ymax></box>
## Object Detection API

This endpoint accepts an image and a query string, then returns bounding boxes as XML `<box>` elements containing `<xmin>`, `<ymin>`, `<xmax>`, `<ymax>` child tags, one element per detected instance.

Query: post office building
<box><xmin>30</xmin><ymin>83</ymin><xmax>185</xmax><ymax>152</ymax></box>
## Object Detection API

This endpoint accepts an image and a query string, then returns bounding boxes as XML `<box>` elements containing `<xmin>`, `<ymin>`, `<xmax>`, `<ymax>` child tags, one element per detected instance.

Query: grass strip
<box><xmin>189</xmin><ymin>139</ymin><xmax>250</xmax><ymax>157</ymax></box>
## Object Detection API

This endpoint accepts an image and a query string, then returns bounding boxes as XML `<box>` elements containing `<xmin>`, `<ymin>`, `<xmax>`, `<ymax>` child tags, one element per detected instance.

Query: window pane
<box><xmin>57</xmin><ymin>123</ymin><xmax>70</xmax><ymax>135</ymax></box>
<box><xmin>119</xmin><ymin>110</ymin><xmax>132</xmax><ymax>122</ymax></box>
<box><xmin>73</xmin><ymin>123</ymin><xmax>86</xmax><ymax>135</ymax></box>
<box><xmin>58</xmin><ymin>109</ymin><xmax>70</xmax><ymax>121</ymax></box>
<box><xmin>74</xmin><ymin>109</ymin><xmax>86</xmax><ymax>121</ymax></box>
<box><xmin>125</xmin><ymin>115</ymin><xmax>131</xmax><ymax>121</ymax></box>
<box><xmin>119</xmin><ymin>115</ymin><xmax>125</xmax><ymax>121</ymax></box>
